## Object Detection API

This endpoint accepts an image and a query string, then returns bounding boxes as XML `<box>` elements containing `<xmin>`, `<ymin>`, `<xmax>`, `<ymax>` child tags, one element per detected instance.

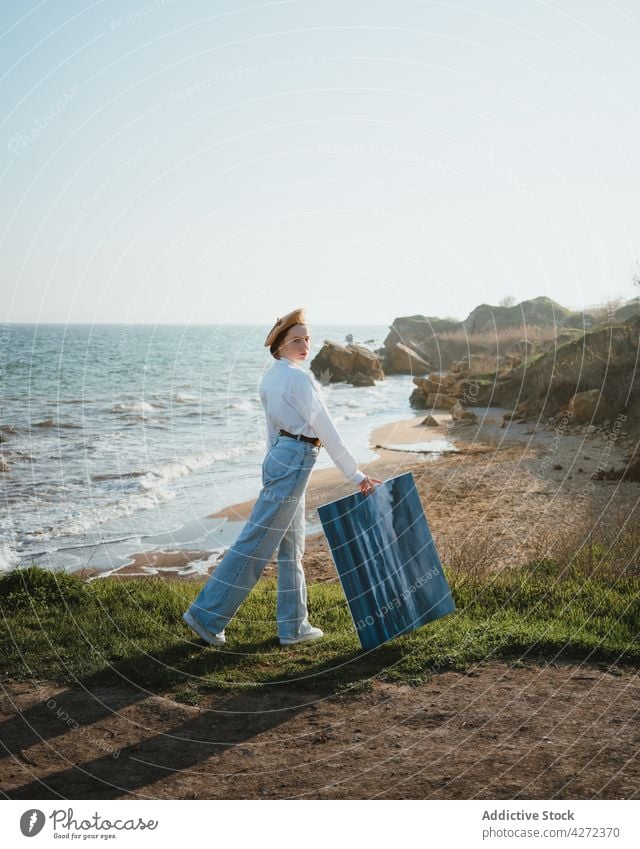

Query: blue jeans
<box><xmin>188</xmin><ymin>436</ymin><xmax>320</xmax><ymax>640</ymax></box>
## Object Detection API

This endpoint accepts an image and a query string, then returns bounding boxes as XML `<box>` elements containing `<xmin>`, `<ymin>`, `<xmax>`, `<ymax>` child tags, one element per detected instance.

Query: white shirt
<box><xmin>259</xmin><ymin>356</ymin><xmax>366</xmax><ymax>485</ymax></box>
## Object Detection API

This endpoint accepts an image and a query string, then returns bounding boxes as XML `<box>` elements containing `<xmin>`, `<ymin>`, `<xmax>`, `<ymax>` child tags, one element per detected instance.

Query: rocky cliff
<box><xmin>381</xmin><ymin>296</ymin><xmax>599</xmax><ymax>374</ymax></box>
<box><xmin>473</xmin><ymin>315</ymin><xmax>640</xmax><ymax>427</ymax></box>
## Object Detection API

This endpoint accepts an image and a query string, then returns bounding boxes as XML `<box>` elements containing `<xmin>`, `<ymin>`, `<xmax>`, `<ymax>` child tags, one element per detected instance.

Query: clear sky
<box><xmin>2</xmin><ymin>0</ymin><xmax>639</xmax><ymax>325</ymax></box>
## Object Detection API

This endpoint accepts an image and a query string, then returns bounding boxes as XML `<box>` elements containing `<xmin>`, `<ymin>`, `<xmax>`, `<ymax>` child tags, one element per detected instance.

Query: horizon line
<box><xmin>0</xmin><ymin>320</ymin><xmax>397</xmax><ymax>327</ymax></box>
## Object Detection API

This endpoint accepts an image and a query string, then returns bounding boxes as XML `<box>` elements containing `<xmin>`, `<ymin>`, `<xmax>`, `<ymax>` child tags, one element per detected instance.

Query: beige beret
<box><xmin>263</xmin><ymin>307</ymin><xmax>307</xmax><ymax>348</ymax></box>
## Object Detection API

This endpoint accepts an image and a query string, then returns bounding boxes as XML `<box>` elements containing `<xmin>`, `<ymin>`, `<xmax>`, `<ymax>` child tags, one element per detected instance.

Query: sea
<box><xmin>0</xmin><ymin>323</ymin><xmax>419</xmax><ymax>576</ymax></box>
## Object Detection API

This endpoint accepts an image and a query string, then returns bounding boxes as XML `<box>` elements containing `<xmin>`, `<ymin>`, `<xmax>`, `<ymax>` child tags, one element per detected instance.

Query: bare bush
<box><xmin>438</xmin><ymin>325</ymin><xmax>560</xmax><ymax>349</ymax></box>
<box><xmin>528</xmin><ymin>501</ymin><xmax>640</xmax><ymax>579</ymax></box>
<box><xmin>439</xmin><ymin>525</ymin><xmax>500</xmax><ymax>579</ymax></box>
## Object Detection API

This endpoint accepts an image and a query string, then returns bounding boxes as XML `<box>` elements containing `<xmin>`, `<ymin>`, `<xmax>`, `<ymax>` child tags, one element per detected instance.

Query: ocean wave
<box><xmin>17</xmin><ymin>483</ymin><xmax>178</xmax><ymax>540</ymax></box>
<box><xmin>0</xmin><ymin>543</ymin><xmax>18</xmax><ymax>573</ymax></box>
<box><xmin>226</xmin><ymin>399</ymin><xmax>259</xmax><ymax>412</ymax></box>
<box><xmin>128</xmin><ymin>420</ymin><xmax>168</xmax><ymax>429</ymax></box>
<box><xmin>32</xmin><ymin>419</ymin><xmax>81</xmax><ymax>429</ymax></box>
<box><xmin>49</xmin><ymin>398</ymin><xmax>94</xmax><ymax>405</ymax></box>
<box><xmin>91</xmin><ymin>471</ymin><xmax>148</xmax><ymax>482</ymax></box>
<box><xmin>110</xmin><ymin>401</ymin><xmax>164</xmax><ymax>414</ymax></box>
<box><xmin>11</xmin><ymin>440</ymin><xmax>265</xmax><ymax>540</ymax></box>
<box><xmin>175</xmin><ymin>392</ymin><xmax>198</xmax><ymax>403</ymax></box>
<box><xmin>22</xmin><ymin>532</ymin><xmax>139</xmax><ymax>559</ymax></box>
<box><xmin>146</xmin><ymin>440</ymin><xmax>265</xmax><ymax>485</ymax></box>
<box><xmin>177</xmin><ymin>558</ymin><xmax>218</xmax><ymax>577</ymax></box>
<box><xmin>332</xmin><ymin>409</ymin><xmax>373</xmax><ymax>423</ymax></box>
<box><xmin>183</xmin><ymin>410</ymin><xmax>223</xmax><ymax>418</ymax></box>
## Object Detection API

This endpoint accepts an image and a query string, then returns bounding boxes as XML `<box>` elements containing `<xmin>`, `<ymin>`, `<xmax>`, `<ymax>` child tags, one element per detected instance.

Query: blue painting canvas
<box><xmin>317</xmin><ymin>472</ymin><xmax>455</xmax><ymax>650</ymax></box>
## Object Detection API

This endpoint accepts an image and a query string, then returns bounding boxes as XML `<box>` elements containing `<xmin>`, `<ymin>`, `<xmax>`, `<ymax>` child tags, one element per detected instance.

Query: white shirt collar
<box><xmin>277</xmin><ymin>356</ymin><xmax>299</xmax><ymax>367</ymax></box>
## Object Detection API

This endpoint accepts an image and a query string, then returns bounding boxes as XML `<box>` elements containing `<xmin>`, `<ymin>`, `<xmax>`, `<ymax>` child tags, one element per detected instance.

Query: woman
<box><xmin>183</xmin><ymin>308</ymin><xmax>381</xmax><ymax>646</ymax></box>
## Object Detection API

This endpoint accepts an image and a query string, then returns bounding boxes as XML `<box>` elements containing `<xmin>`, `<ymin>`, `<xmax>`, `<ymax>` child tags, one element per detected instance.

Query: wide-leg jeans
<box><xmin>187</xmin><ymin>436</ymin><xmax>320</xmax><ymax>640</ymax></box>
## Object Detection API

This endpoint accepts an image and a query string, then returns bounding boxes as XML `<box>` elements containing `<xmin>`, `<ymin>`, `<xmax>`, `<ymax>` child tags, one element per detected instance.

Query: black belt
<box><xmin>279</xmin><ymin>429</ymin><xmax>322</xmax><ymax>448</ymax></box>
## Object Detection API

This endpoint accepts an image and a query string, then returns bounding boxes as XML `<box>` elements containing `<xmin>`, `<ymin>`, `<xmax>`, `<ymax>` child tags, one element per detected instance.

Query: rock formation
<box><xmin>384</xmin><ymin>342</ymin><xmax>430</xmax><ymax>375</ymax></box>
<box><xmin>310</xmin><ymin>341</ymin><xmax>384</xmax><ymax>386</ymax></box>
<box><xmin>381</xmin><ymin>297</ymin><xmax>604</xmax><ymax>374</ymax></box>
<box><xmin>381</xmin><ymin>315</ymin><xmax>457</xmax><ymax>375</ymax></box>
<box><xmin>471</xmin><ymin>315</ymin><xmax>640</xmax><ymax>431</ymax></box>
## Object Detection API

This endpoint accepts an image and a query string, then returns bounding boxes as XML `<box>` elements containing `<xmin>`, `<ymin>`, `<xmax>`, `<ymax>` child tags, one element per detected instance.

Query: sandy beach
<box><xmin>96</xmin><ymin>408</ymin><xmax>640</xmax><ymax>582</ymax></box>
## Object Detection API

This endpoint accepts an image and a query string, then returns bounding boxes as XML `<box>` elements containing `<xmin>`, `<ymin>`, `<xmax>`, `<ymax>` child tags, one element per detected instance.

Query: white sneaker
<box><xmin>280</xmin><ymin>625</ymin><xmax>324</xmax><ymax>646</ymax></box>
<box><xmin>183</xmin><ymin>610</ymin><xmax>226</xmax><ymax>646</ymax></box>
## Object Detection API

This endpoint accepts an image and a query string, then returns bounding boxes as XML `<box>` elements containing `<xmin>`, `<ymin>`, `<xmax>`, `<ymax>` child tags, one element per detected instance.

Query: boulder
<box><xmin>381</xmin><ymin>315</ymin><xmax>457</xmax><ymax>373</ymax></box>
<box><xmin>410</xmin><ymin>378</ymin><xmax>433</xmax><ymax>408</ymax></box>
<box><xmin>410</xmin><ymin>387</ymin><xmax>457</xmax><ymax>409</ymax></box>
<box><xmin>411</xmin><ymin>375</ymin><xmax>455</xmax><ymax>394</ymax></box>
<box><xmin>310</xmin><ymin>341</ymin><xmax>384</xmax><ymax>385</ymax></box>
<box><xmin>350</xmin><ymin>372</ymin><xmax>376</xmax><ymax>387</ymax></box>
<box><xmin>348</xmin><ymin>344</ymin><xmax>384</xmax><ymax>380</ymax></box>
<box><xmin>452</xmin><ymin>403</ymin><xmax>478</xmax><ymax>425</ymax></box>
<box><xmin>567</xmin><ymin>389</ymin><xmax>609</xmax><ymax>424</ymax></box>
<box><xmin>421</xmin><ymin>415</ymin><xmax>440</xmax><ymax>427</ymax></box>
<box><xmin>457</xmin><ymin>412</ymin><xmax>478</xmax><ymax>424</ymax></box>
<box><xmin>384</xmin><ymin>342</ymin><xmax>430</xmax><ymax>375</ymax></box>
<box><xmin>431</xmin><ymin>394</ymin><xmax>457</xmax><ymax>409</ymax></box>
<box><xmin>410</xmin><ymin>374</ymin><xmax>463</xmax><ymax>409</ymax></box>
<box><xmin>409</xmin><ymin>386</ymin><xmax>428</xmax><ymax>409</ymax></box>
<box><xmin>502</xmin><ymin>402</ymin><xmax>530</xmax><ymax>425</ymax></box>
<box><xmin>426</xmin><ymin>373</ymin><xmax>456</xmax><ymax>390</ymax></box>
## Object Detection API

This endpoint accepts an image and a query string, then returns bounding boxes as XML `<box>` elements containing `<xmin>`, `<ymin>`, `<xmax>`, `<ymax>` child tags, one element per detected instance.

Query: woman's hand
<box><xmin>359</xmin><ymin>475</ymin><xmax>382</xmax><ymax>497</ymax></box>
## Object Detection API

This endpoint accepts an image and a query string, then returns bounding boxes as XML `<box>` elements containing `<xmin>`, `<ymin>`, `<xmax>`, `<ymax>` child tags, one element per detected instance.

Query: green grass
<box><xmin>1</xmin><ymin>562</ymin><xmax>638</xmax><ymax>702</ymax></box>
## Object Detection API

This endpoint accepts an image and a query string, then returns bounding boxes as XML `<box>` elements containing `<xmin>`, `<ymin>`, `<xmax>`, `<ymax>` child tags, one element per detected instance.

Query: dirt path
<box><xmin>1</xmin><ymin>662</ymin><xmax>637</xmax><ymax>799</ymax></box>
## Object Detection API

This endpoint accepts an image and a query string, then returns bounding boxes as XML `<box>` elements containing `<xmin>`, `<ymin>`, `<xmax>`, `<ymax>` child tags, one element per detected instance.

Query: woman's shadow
<box><xmin>2</xmin><ymin>635</ymin><xmax>405</xmax><ymax>799</ymax></box>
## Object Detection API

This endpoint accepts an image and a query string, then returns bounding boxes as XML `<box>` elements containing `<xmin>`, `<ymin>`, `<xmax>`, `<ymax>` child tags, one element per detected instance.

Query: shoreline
<box><xmin>80</xmin><ymin>411</ymin><xmax>451</xmax><ymax>581</ymax></box>
<box><xmin>75</xmin><ymin>407</ymin><xmax>640</xmax><ymax>582</ymax></box>
<box><xmin>210</xmin><ymin>412</ymin><xmax>454</xmax><ymax>522</ymax></box>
